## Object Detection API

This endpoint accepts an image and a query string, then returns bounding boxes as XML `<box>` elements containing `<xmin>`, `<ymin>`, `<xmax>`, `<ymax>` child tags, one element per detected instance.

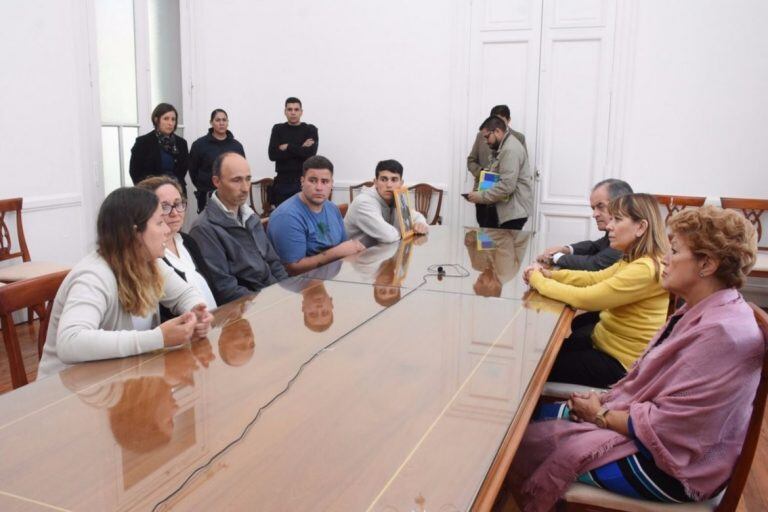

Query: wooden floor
<box><xmin>2</xmin><ymin>323</ymin><xmax>767</xmax><ymax>511</ymax></box>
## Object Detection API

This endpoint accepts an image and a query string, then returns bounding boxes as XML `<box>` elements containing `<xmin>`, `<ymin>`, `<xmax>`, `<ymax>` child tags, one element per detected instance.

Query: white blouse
<box><xmin>165</xmin><ymin>233</ymin><xmax>217</xmax><ymax>310</ymax></box>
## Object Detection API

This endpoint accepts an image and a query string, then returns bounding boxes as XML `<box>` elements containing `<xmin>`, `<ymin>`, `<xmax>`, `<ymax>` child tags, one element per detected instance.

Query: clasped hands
<box><xmin>160</xmin><ymin>303</ymin><xmax>214</xmax><ymax>347</ymax></box>
<box><xmin>522</xmin><ymin>262</ymin><xmax>551</xmax><ymax>285</ymax></box>
<box><xmin>566</xmin><ymin>390</ymin><xmax>603</xmax><ymax>425</ymax></box>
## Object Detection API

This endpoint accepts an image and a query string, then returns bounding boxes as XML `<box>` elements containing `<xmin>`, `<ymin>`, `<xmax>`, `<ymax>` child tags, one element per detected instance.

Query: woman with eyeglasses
<box><xmin>38</xmin><ymin>187</ymin><xmax>213</xmax><ymax>379</ymax></box>
<box><xmin>137</xmin><ymin>176</ymin><xmax>217</xmax><ymax>311</ymax></box>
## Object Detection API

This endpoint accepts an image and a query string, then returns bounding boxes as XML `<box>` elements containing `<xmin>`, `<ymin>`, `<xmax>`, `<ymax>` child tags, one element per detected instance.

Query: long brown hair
<box><xmin>97</xmin><ymin>187</ymin><xmax>164</xmax><ymax>316</ymax></box>
<box><xmin>609</xmin><ymin>193</ymin><xmax>669</xmax><ymax>279</ymax></box>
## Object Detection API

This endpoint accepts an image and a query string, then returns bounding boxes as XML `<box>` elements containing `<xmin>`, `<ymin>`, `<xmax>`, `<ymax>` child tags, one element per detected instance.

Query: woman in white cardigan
<box><xmin>38</xmin><ymin>187</ymin><xmax>214</xmax><ymax>379</ymax></box>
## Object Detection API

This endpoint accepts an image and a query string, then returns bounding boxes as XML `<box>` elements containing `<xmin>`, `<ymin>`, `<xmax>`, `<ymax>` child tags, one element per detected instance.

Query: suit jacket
<box><xmin>556</xmin><ymin>233</ymin><xmax>622</xmax><ymax>271</ymax></box>
<box><xmin>129</xmin><ymin>131</ymin><xmax>189</xmax><ymax>193</ymax></box>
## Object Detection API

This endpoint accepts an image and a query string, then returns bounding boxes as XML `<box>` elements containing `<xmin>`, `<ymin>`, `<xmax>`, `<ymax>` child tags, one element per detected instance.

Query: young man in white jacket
<box><xmin>344</xmin><ymin>159</ymin><xmax>429</xmax><ymax>247</ymax></box>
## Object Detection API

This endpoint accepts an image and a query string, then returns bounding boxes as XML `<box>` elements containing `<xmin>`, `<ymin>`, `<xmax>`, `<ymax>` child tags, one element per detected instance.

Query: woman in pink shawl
<box><xmin>510</xmin><ymin>206</ymin><xmax>765</xmax><ymax>511</ymax></box>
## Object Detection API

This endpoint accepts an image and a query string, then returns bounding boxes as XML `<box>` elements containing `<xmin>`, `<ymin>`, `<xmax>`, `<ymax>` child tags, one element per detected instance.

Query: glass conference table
<box><xmin>0</xmin><ymin>227</ymin><xmax>574</xmax><ymax>512</ymax></box>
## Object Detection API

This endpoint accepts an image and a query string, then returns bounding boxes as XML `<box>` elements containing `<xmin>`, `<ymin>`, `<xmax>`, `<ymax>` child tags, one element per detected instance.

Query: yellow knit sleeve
<box><xmin>549</xmin><ymin>261</ymin><xmax>622</xmax><ymax>286</ymax></box>
<box><xmin>529</xmin><ymin>258</ymin><xmax>659</xmax><ymax>311</ymax></box>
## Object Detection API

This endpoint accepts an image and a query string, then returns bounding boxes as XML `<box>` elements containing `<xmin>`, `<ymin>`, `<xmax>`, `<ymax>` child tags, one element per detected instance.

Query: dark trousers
<box><xmin>195</xmin><ymin>190</ymin><xmax>213</xmax><ymax>213</ymax></box>
<box><xmin>272</xmin><ymin>182</ymin><xmax>301</xmax><ymax>207</ymax></box>
<box><xmin>548</xmin><ymin>311</ymin><xmax>627</xmax><ymax>388</ymax></box>
<box><xmin>476</xmin><ymin>204</ymin><xmax>527</xmax><ymax>230</ymax></box>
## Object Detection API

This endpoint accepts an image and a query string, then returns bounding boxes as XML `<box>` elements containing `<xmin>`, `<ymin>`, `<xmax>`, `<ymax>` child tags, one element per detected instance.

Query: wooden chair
<box><xmin>559</xmin><ymin>303</ymin><xmax>768</xmax><ymax>512</ymax></box>
<box><xmin>720</xmin><ymin>197</ymin><xmax>768</xmax><ymax>250</ymax></box>
<box><xmin>0</xmin><ymin>270</ymin><xmax>69</xmax><ymax>389</ymax></box>
<box><xmin>349</xmin><ymin>181</ymin><xmax>373</xmax><ymax>203</ymax></box>
<box><xmin>410</xmin><ymin>183</ymin><xmax>444</xmax><ymax>225</ymax></box>
<box><xmin>0</xmin><ymin>198</ymin><xmax>69</xmax><ymax>283</ymax></box>
<box><xmin>249</xmin><ymin>178</ymin><xmax>275</xmax><ymax>218</ymax></box>
<box><xmin>652</xmin><ymin>194</ymin><xmax>707</xmax><ymax>223</ymax></box>
<box><xmin>338</xmin><ymin>203</ymin><xmax>349</xmax><ymax>218</ymax></box>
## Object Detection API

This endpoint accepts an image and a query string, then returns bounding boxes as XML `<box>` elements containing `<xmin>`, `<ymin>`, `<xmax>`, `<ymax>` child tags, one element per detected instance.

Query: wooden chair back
<box><xmin>349</xmin><ymin>181</ymin><xmax>374</xmax><ymax>203</ymax></box>
<box><xmin>0</xmin><ymin>270</ymin><xmax>69</xmax><ymax>389</ymax></box>
<box><xmin>410</xmin><ymin>183</ymin><xmax>444</xmax><ymax>225</ymax></box>
<box><xmin>715</xmin><ymin>303</ymin><xmax>768</xmax><ymax>511</ymax></box>
<box><xmin>720</xmin><ymin>197</ymin><xmax>768</xmax><ymax>249</ymax></box>
<box><xmin>652</xmin><ymin>194</ymin><xmax>707</xmax><ymax>223</ymax></box>
<box><xmin>250</xmin><ymin>178</ymin><xmax>275</xmax><ymax>218</ymax></box>
<box><xmin>0</xmin><ymin>197</ymin><xmax>31</xmax><ymax>264</ymax></box>
<box><xmin>338</xmin><ymin>203</ymin><xmax>349</xmax><ymax>218</ymax></box>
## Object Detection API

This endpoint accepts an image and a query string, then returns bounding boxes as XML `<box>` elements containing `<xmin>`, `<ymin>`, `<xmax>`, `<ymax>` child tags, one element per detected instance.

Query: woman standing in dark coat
<box><xmin>189</xmin><ymin>108</ymin><xmax>246</xmax><ymax>212</ymax></box>
<box><xmin>129</xmin><ymin>103</ymin><xmax>189</xmax><ymax>194</ymax></box>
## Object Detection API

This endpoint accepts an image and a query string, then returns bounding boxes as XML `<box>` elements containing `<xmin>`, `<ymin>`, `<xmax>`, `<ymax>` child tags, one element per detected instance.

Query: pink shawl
<box><xmin>511</xmin><ymin>288</ymin><xmax>765</xmax><ymax>512</ymax></box>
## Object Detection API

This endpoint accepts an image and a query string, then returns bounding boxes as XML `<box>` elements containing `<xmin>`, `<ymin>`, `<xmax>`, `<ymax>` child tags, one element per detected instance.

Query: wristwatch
<box><xmin>594</xmin><ymin>406</ymin><xmax>610</xmax><ymax>428</ymax></box>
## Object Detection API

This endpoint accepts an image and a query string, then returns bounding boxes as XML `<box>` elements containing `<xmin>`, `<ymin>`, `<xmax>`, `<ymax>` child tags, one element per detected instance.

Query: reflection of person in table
<box><xmin>373</xmin><ymin>256</ymin><xmax>402</xmax><ymax>307</ymax></box>
<box><xmin>109</xmin><ymin>377</ymin><xmax>178</xmax><ymax>453</ymax></box>
<box><xmin>300</xmin><ymin>280</ymin><xmax>334</xmax><ymax>332</ymax></box>
<box><xmin>218</xmin><ymin>318</ymin><xmax>256</xmax><ymax>367</ymax></box>
<box><xmin>465</xmin><ymin>229</ymin><xmax>531</xmax><ymax>297</ymax></box>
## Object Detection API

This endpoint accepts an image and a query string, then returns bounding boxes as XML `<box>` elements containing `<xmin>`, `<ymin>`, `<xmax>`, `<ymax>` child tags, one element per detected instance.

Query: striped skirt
<box><xmin>534</xmin><ymin>403</ymin><xmax>694</xmax><ymax>504</ymax></box>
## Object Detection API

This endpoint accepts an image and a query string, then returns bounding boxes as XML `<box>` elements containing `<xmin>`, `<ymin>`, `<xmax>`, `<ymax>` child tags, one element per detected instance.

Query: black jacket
<box><xmin>556</xmin><ymin>233</ymin><xmax>622</xmax><ymax>271</ymax></box>
<box><xmin>129</xmin><ymin>131</ymin><xmax>189</xmax><ymax>193</ymax></box>
<box><xmin>267</xmin><ymin>122</ymin><xmax>319</xmax><ymax>185</ymax></box>
<box><xmin>189</xmin><ymin>129</ymin><xmax>246</xmax><ymax>193</ymax></box>
<box><xmin>159</xmin><ymin>232</ymin><xmax>217</xmax><ymax>320</ymax></box>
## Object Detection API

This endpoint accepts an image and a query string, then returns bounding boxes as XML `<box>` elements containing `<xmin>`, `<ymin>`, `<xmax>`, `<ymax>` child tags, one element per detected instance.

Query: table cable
<box><xmin>152</xmin><ymin>264</ymin><xmax>469</xmax><ymax>511</ymax></box>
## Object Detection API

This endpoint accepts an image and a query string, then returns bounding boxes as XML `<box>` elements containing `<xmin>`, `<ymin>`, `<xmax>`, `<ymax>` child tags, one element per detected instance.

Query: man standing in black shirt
<box><xmin>268</xmin><ymin>97</ymin><xmax>319</xmax><ymax>206</ymax></box>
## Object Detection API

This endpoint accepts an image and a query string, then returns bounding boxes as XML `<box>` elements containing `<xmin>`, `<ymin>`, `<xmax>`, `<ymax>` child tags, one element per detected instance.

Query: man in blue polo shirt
<box><xmin>267</xmin><ymin>155</ymin><xmax>365</xmax><ymax>276</ymax></box>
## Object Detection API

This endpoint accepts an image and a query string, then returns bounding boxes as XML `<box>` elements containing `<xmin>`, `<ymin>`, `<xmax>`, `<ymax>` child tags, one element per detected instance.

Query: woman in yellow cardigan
<box><xmin>524</xmin><ymin>193</ymin><xmax>669</xmax><ymax>387</ymax></box>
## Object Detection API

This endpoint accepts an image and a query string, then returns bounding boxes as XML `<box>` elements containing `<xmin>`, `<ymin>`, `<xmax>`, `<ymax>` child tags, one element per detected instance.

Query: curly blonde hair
<box><xmin>667</xmin><ymin>205</ymin><xmax>757</xmax><ymax>288</ymax></box>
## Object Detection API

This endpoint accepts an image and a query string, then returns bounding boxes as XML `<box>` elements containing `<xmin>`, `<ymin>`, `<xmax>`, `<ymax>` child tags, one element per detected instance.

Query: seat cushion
<box><xmin>0</xmin><ymin>261</ymin><xmax>69</xmax><ymax>282</ymax></box>
<box><xmin>563</xmin><ymin>482</ymin><xmax>720</xmax><ymax>511</ymax></box>
<box><xmin>541</xmin><ymin>382</ymin><xmax>606</xmax><ymax>400</ymax></box>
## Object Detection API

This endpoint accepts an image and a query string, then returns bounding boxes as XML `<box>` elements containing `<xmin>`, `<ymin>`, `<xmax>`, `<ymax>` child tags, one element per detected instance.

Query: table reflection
<box><xmin>311</xmin><ymin>226</ymin><xmax>534</xmax><ymax>300</ymax></box>
<box><xmin>464</xmin><ymin>228</ymin><xmax>531</xmax><ymax>297</ymax></box>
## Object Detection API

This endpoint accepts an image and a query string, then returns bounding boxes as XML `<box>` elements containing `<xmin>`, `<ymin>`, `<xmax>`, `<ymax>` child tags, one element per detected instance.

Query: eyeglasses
<box><xmin>160</xmin><ymin>200</ymin><xmax>187</xmax><ymax>215</ymax></box>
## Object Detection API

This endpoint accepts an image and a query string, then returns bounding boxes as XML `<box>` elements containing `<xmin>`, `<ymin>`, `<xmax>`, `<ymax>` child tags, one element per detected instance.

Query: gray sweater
<box><xmin>344</xmin><ymin>187</ymin><xmax>427</xmax><ymax>246</ymax></box>
<box><xmin>38</xmin><ymin>251</ymin><xmax>204</xmax><ymax>379</ymax></box>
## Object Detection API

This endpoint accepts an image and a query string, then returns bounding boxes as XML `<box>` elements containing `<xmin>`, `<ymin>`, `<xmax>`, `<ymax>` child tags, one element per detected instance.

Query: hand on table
<box><xmin>160</xmin><ymin>312</ymin><xmax>196</xmax><ymax>347</ymax></box>
<box><xmin>522</xmin><ymin>263</ymin><xmax>551</xmax><ymax>285</ymax></box>
<box><xmin>413</xmin><ymin>222</ymin><xmax>429</xmax><ymax>235</ymax></box>
<box><xmin>190</xmin><ymin>303</ymin><xmax>213</xmax><ymax>341</ymax></box>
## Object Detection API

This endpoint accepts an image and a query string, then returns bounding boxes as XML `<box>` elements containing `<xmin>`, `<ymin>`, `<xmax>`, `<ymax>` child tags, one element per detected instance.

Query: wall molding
<box><xmin>22</xmin><ymin>193</ymin><xmax>83</xmax><ymax>213</ymax></box>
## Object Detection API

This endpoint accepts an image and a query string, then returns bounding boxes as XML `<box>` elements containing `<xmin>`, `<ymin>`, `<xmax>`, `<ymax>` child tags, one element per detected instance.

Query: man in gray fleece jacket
<box><xmin>344</xmin><ymin>159</ymin><xmax>428</xmax><ymax>247</ymax></box>
<box><xmin>191</xmin><ymin>152</ymin><xmax>288</xmax><ymax>304</ymax></box>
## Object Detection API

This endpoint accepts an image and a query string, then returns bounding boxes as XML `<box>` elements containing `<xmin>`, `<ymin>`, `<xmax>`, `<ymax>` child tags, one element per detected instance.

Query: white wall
<box><xmin>618</xmin><ymin>0</ymin><xmax>768</xmax><ymax>199</ymax></box>
<box><xmin>184</xmin><ymin>0</ymin><xmax>459</xmax><ymax>195</ymax></box>
<box><xmin>0</xmin><ymin>0</ymin><xmax>101</xmax><ymax>267</ymax></box>
<box><xmin>2</xmin><ymin>0</ymin><xmax>767</xmax><ymax>269</ymax></box>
